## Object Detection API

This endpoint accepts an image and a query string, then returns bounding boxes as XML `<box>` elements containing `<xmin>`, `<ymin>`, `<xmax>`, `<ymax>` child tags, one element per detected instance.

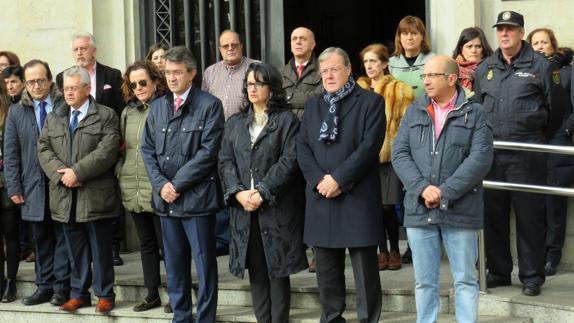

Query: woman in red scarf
<box><xmin>452</xmin><ymin>27</ymin><xmax>493</xmax><ymax>93</ymax></box>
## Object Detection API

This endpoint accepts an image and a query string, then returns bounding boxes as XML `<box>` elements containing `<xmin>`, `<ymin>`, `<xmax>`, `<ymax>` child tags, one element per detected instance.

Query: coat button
<box><xmin>427</xmin><ymin>218</ymin><xmax>432</xmax><ymax>222</ymax></box>
<box><xmin>169</xmin><ymin>210</ymin><xmax>173</xmax><ymax>214</ymax></box>
<box><xmin>199</xmin><ymin>126</ymin><xmax>203</xmax><ymax>130</ymax></box>
<box><xmin>166</xmin><ymin>157</ymin><xmax>170</xmax><ymax>160</ymax></box>
<box><xmin>162</xmin><ymin>128</ymin><xmax>166</xmax><ymax>132</ymax></box>
<box><xmin>168</xmin><ymin>128</ymin><xmax>172</xmax><ymax>132</ymax></box>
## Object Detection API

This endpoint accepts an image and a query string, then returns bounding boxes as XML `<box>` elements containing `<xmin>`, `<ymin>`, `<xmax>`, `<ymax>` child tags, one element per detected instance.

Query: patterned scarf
<box><xmin>318</xmin><ymin>76</ymin><xmax>356</xmax><ymax>142</ymax></box>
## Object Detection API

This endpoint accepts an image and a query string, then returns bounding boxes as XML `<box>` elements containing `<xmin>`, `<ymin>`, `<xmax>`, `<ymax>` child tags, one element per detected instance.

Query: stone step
<box><xmin>0</xmin><ymin>302</ymin><xmax>533</xmax><ymax>323</ymax></box>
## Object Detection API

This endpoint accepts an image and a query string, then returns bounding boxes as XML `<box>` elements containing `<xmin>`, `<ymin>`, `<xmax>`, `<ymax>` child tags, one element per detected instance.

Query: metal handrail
<box><xmin>479</xmin><ymin>141</ymin><xmax>574</xmax><ymax>293</ymax></box>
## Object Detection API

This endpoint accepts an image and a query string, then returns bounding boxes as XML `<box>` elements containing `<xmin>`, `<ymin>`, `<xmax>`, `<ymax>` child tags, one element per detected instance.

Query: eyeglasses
<box><xmin>25</xmin><ymin>78</ymin><xmax>48</xmax><ymax>87</ymax></box>
<box><xmin>129</xmin><ymin>80</ymin><xmax>148</xmax><ymax>90</ymax></box>
<box><xmin>73</xmin><ymin>46</ymin><xmax>90</xmax><ymax>53</ymax></box>
<box><xmin>63</xmin><ymin>86</ymin><xmax>82</xmax><ymax>92</ymax></box>
<box><xmin>164</xmin><ymin>70</ymin><xmax>186</xmax><ymax>77</ymax></box>
<box><xmin>320</xmin><ymin>66</ymin><xmax>346</xmax><ymax>76</ymax></box>
<box><xmin>245</xmin><ymin>81</ymin><xmax>268</xmax><ymax>90</ymax></box>
<box><xmin>219</xmin><ymin>43</ymin><xmax>240</xmax><ymax>50</ymax></box>
<box><xmin>420</xmin><ymin>73</ymin><xmax>452</xmax><ymax>80</ymax></box>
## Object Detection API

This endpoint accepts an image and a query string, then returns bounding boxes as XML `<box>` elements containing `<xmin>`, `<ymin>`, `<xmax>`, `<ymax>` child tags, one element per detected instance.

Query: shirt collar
<box><xmin>33</xmin><ymin>94</ymin><xmax>52</xmax><ymax>108</ymax></box>
<box><xmin>71</xmin><ymin>98</ymin><xmax>90</xmax><ymax>116</ymax></box>
<box><xmin>431</xmin><ymin>91</ymin><xmax>458</xmax><ymax>110</ymax></box>
<box><xmin>224</xmin><ymin>57</ymin><xmax>245</xmax><ymax>71</ymax></box>
<box><xmin>174</xmin><ymin>86</ymin><xmax>192</xmax><ymax>105</ymax></box>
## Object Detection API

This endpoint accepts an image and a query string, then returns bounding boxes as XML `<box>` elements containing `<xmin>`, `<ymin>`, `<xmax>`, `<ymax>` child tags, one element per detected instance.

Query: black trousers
<box><xmin>0</xmin><ymin>204</ymin><xmax>19</xmax><ymax>280</ymax></box>
<box><xmin>246</xmin><ymin>212</ymin><xmax>290</xmax><ymax>323</ymax></box>
<box><xmin>132</xmin><ymin>212</ymin><xmax>162</xmax><ymax>288</ymax></box>
<box><xmin>484</xmin><ymin>151</ymin><xmax>546</xmax><ymax>286</ymax></box>
<box><xmin>315</xmin><ymin>246</ymin><xmax>381</xmax><ymax>323</ymax></box>
<box><xmin>380</xmin><ymin>205</ymin><xmax>399</xmax><ymax>253</ymax></box>
<box><xmin>545</xmin><ymin>194</ymin><xmax>567</xmax><ymax>267</ymax></box>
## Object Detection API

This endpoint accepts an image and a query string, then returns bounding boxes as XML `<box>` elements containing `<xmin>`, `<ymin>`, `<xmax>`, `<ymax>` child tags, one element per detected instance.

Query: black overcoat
<box><xmin>218</xmin><ymin>109</ymin><xmax>308</xmax><ymax>278</ymax></box>
<box><xmin>297</xmin><ymin>85</ymin><xmax>386</xmax><ymax>248</ymax></box>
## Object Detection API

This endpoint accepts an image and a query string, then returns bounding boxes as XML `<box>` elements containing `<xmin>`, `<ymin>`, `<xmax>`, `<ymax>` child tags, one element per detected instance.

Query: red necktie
<box><xmin>175</xmin><ymin>97</ymin><xmax>183</xmax><ymax>112</ymax></box>
<box><xmin>297</xmin><ymin>64</ymin><xmax>304</xmax><ymax>79</ymax></box>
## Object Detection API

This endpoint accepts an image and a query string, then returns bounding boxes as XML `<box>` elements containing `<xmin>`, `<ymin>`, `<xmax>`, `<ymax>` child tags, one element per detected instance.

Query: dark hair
<box><xmin>527</xmin><ymin>28</ymin><xmax>559</xmax><ymax>55</ymax></box>
<box><xmin>359</xmin><ymin>43</ymin><xmax>390</xmax><ymax>75</ymax></box>
<box><xmin>0</xmin><ymin>51</ymin><xmax>21</xmax><ymax>67</ymax></box>
<box><xmin>240</xmin><ymin>62</ymin><xmax>288</xmax><ymax>114</ymax></box>
<box><xmin>145</xmin><ymin>43</ymin><xmax>170</xmax><ymax>61</ymax></box>
<box><xmin>22</xmin><ymin>59</ymin><xmax>53</xmax><ymax>81</ymax></box>
<box><xmin>392</xmin><ymin>15</ymin><xmax>432</xmax><ymax>57</ymax></box>
<box><xmin>0</xmin><ymin>79</ymin><xmax>9</xmax><ymax>127</ymax></box>
<box><xmin>121</xmin><ymin>60</ymin><xmax>168</xmax><ymax>103</ymax></box>
<box><xmin>164</xmin><ymin>46</ymin><xmax>197</xmax><ymax>70</ymax></box>
<box><xmin>1</xmin><ymin>65</ymin><xmax>24</xmax><ymax>81</ymax></box>
<box><xmin>452</xmin><ymin>27</ymin><xmax>494</xmax><ymax>60</ymax></box>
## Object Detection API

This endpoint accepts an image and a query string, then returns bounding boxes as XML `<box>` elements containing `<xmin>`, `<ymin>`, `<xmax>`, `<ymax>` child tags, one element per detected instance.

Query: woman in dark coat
<box><xmin>218</xmin><ymin>62</ymin><xmax>307</xmax><ymax>323</ymax></box>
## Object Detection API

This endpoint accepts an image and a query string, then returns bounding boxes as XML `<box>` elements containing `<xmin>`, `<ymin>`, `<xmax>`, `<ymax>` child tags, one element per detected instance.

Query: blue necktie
<box><xmin>39</xmin><ymin>101</ymin><xmax>47</xmax><ymax>130</ymax></box>
<box><xmin>69</xmin><ymin>110</ymin><xmax>80</xmax><ymax>137</ymax></box>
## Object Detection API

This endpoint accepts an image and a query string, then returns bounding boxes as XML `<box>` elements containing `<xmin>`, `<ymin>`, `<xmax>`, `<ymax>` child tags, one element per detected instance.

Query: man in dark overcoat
<box><xmin>297</xmin><ymin>47</ymin><xmax>386</xmax><ymax>323</ymax></box>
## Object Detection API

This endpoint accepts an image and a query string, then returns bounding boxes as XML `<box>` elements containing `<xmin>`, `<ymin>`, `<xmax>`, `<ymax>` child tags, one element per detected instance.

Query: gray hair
<box><xmin>71</xmin><ymin>32</ymin><xmax>97</xmax><ymax>49</ymax></box>
<box><xmin>63</xmin><ymin>66</ymin><xmax>91</xmax><ymax>86</ymax></box>
<box><xmin>318</xmin><ymin>47</ymin><xmax>351</xmax><ymax>66</ymax></box>
<box><xmin>164</xmin><ymin>46</ymin><xmax>197</xmax><ymax>70</ymax></box>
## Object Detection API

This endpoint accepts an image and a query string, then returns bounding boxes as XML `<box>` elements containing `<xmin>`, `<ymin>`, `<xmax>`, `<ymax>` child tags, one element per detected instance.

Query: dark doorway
<box><xmin>283</xmin><ymin>0</ymin><xmax>426</xmax><ymax>77</ymax></box>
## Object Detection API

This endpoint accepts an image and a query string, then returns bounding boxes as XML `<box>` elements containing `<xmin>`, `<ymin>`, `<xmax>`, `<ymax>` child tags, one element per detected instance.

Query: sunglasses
<box><xmin>129</xmin><ymin>80</ymin><xmax>148</xmax><ymax>90</ymax></box>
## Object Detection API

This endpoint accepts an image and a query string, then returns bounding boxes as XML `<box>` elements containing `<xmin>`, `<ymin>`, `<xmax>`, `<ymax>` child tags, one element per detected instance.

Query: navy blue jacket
<box><xmin>4</xmin><ymin>86</ymin><xmax>63</xmax><ymax>222</ymax></box>
<box><xmin>141</xmin><ymin>86</ymin><xmax>225</xmax><ymax>216</ymax></box>
<box><xmin>392</xmin><ymin>87</ymin><xmax>493</xmax><ymax>229</ymax></box>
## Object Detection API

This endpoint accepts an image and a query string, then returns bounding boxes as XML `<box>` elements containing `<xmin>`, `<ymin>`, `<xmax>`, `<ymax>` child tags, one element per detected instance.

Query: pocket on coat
<box><xmin>85</xmin><ymin>181</ymin><xmax>117</xmax><ymax>213</ymax></box>
<box><xmin>154</xmin><ymin>123</ymin><xmax>167</xmax><ymax>155</ymax></box>
<box><xmin>403</xmin><ymin>191</ymin><xmax>426</xmax><ymax>215</ymax></box>
<box><xmin>180</xmin><ymin>120</ymin><xmax>204</xmax><ymax>155</ymax></box>
<box><xmin>449</xmin><ymin>122</ymin><xmax>473</xmax><ymax>147</ymax></box>
<box><xmin>407</xmin><ymin>117</ymin><xmax>430</xmax><ymax>149</ymax></box>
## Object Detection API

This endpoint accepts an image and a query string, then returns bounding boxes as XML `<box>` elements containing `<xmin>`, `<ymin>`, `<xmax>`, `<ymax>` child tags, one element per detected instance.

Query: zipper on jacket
<box><xmin>135</xmin><ymin>110</ymin><xmax>146</xmax><ymax>206</ymax></box>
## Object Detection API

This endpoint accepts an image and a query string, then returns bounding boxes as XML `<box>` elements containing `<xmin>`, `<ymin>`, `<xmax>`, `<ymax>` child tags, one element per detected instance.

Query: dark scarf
<box><xmin>318</xmin><ymin>76</ymin><xmax>355</xmax><ymax>142</ymax></box>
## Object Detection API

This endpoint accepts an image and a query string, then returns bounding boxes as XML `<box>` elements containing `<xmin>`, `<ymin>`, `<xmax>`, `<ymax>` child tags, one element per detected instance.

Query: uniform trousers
<box><xmin>484</xmin><ymin>151</ymin><xmax>546</xmax><ymax>286</ymax></box>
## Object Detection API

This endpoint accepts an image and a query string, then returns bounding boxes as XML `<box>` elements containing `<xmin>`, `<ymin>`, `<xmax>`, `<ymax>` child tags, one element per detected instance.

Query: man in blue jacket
<box><xmin>141</xmin><ymin>46</ymin><xmax>225</xmax><ymax>323</ymax></box>
<box><xmin>4</xmin><ymin>60</ymin><xmax>70</xmax><ymax>306</ymax></box>
<box><xmin>392</xmin><ymin>55</ymin><xmax>493</xmax><ymax>323</ymax></box>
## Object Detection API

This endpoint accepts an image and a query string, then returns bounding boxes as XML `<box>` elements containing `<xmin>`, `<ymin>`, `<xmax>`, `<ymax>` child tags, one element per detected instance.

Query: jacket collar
<box><xmin>243</xmin><ymin>107</ymin><xmax>279</xmax><ymax>146</ymax></box>
<box><xmin>20</xmin><ymin>83</ymin><xmax>63</xmax><ymax>108</ymax></box>
<box><xmin>486</xmin><ymin>41</ymin><xmax>535</xmax><ymax>69</ymax></box>
<box><xmin>416</xmin><ymin>85</ymin><xmax>470</xmax><ymax>113</ymax></box>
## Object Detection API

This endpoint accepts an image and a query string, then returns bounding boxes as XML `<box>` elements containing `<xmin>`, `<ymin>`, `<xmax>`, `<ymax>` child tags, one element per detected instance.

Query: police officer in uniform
<box><xmin>474</xmin><ymin>11</ymin><xmax>565</xmax><ymax>297</ymax></box>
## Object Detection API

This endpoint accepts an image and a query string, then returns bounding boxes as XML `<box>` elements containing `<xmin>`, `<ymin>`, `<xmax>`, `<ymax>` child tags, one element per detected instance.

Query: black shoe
<box><xmin>50</xmin><ymin>292</ymin><xmax>69</xmax><ymax>306</ymax></box>
<box><xmin>113</xmin><ymin>247</ymin><xmax>124</xmax><ymax>266</ymax></box>
<box><xmin>22</xmin><ymin>290</ymin><xmax>52</xmax><ymax>305</ymax></box>
<box><xmin>133</xmin><ymin>297</ymin><xmax>161</xmax><ymax>312</ymax></box>
<box><xmin>402</xmin><ymin>247</ymin><xmax>412</xmax><ymax>264</ymax></box>
<box><xmin>522</xmin><ymin>283</ymin><xmax>541</xmax><ymax>296</ymax></box>
<box><xmin>1</xmin><ymin>279</ymin><xmax>17</xmax><ymax>303</ymax></box>
<box><xmin>545</xmin><ymin>261</ymin><xmax>557</xmax><ymax>276</ymax></box>
<box><xmin>486</xmin><ymin>274</ymin><xmax>511</xmax><ymax>289</ymax></box>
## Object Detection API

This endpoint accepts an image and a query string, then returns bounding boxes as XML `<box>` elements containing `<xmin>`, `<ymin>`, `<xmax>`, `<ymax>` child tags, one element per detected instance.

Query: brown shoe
<box><xmin>26</xmin><ymin>252</ymin><xmax>35</xmax><ymax>263</ymax></box>
<box><xmin>388</xmin><ymin>250</ymin><xmax>402</xmax><ymax>270</ymax></box>
<box><xmin>95</xmin><ymin>298</ymin><xmax>115</xmax><ymax>314</ymax></box>
<box><xmin>378</xmin><ymin>251</ymin><xmax>389</xmax><ymax>271</ymax></box>
<box><xmin>60</xmin><ymin>298</ymin><xmax>90</xmax><ymax>312</ymax></box>
<box><xmin>308</xmin><ymin>258</ymin><xmax>316</xmax><ymax>273</ymax></box>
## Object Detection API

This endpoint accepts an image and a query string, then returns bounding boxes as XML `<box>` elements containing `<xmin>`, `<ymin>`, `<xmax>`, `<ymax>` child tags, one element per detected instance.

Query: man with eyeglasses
<box><xmin>4</xmin><ymin>59</ymin><xmax>71</xmax><ymax>307</ymax></box>
<box><xmin>141</xmin><ymin>46</ymin><xmax>224</xmax><ymax>323</ymax></box>
<box><xmin>474</xmin><ymin>11</ymin><xmax>565</xmax><ymax>297</ymax></box>
<box><xmin>56</xmin><ymin>32</ymin><xmax>126</xmax><ymax>266</ymax></box>
<box><xmin>38</xmin><ymin>66</ymin><xmax>120</xmax><ymax>314</ymax></box>
<box><xmin>280</xmin><ymin>27</ymin><xmax>323</xmax><ymax>120</ymax></box>
<box><xmin>202</xmin><ymin>30</ymin><xmax>255</xmax><ymax>120</ymax></box>
<box><xmin>393</xmin><ymin>55</ymin><xmax>493</xmax><ymax>322</ymax></box>
<box><xmin>297</xmin><ymin>47</ymin><xmax>386</xmax><ymax>322</ymax></box>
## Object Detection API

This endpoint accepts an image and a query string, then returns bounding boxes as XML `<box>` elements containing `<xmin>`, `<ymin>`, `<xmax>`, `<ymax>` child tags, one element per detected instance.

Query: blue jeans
<box><xmin>407</xmin><ymin>226</ymin><xmax>479</xmax><ymax>323</ymax></box>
